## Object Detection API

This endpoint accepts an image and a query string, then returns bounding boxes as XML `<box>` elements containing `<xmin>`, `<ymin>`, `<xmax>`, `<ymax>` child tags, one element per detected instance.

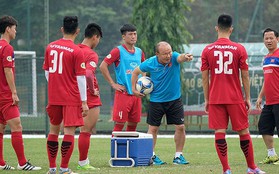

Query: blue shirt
<box><xmin>139</xmin><ymin>52</ymin><xmax>181</xmax><ymax>102</ymax></box>
<box><xmin>115</xmin><ymin>45</ymin><xmax>142</xmax><ymax>94</ymax></box>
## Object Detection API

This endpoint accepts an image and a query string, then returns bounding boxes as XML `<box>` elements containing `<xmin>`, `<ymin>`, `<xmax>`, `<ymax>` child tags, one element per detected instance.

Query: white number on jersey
<box><xmin>118</xmin><ymin>111</ymin><xmax>123</xmax><ymax>119</ymax></box>
<box><xmin>214</xmin><ymin>50</ymin><xmax>233</xmax><ymax>74</ymax></box>
<box><xmin>49</xmin><ymin>50</ymin><xmax>63</xmax><ymax>74</ymax></box>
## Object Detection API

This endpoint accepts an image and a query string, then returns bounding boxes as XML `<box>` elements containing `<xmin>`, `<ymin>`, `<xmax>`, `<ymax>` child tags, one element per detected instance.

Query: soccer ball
<box><xmin>136</xmin><ymin>76</ymin><xmax>154</xmax><ymax>95</ymax></box>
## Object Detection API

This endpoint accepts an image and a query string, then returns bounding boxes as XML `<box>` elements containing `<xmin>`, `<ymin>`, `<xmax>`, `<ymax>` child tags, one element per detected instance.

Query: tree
<box><xmin>131</xmin><ymin>0</ymin><xmax>192</xmax><ymax>58</ymax></box>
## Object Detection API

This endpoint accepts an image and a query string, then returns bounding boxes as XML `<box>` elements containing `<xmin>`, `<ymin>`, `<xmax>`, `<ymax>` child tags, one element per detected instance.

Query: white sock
<box><xmin>153</xmin><ymin>152</ymin><xmax>155</xmax><ymax>156</ymax></box>
<box><xmin>78</xmin><ymin>158</ymin><xmax>89</xmax><ymax>166</ymax></box>
<box><xmin>59</xmin><ymin>167</ymin><xmax>68</xmax><ymax>172</ymax></box>
<box><xmin>268</xmin><ymin>148</ymin><xmax>277</xmax><ymax>156</ymax></box>
<box><xmin>49</xmin><ymin>168</ymin><xmax>56</xmax><ymax>171</ymax></box>
<box><xmin>175</xmin><ymin>152</ymin><xmax>182</xmax><ymax>158</ymax></box>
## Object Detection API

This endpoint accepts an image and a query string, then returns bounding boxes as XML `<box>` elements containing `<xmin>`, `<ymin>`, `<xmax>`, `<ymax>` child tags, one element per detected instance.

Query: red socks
<box><xmin>11</xmin><ymin>131</ymin><xmax>27</xmax><ymax>166</ymax></box>
<box><xmin>0</xmin><ymin>133</ymin><xmax>5</xmax><ymax>166</ymax></box>
<box><xmin>126</xmin><ymin>124</ymin><xmax>137</xmax><ymax>131</ymax></box>
<box><xmin>78</xmin><ymin>132</ymin><xmax>91</xmax><ymax>161</ymax></box>
<box><xmin>113</xmin><ymin>123</ymin><xmax>124</xmax><ymax>131</ymax></box>
<box><xmin>47</xmin><ymin>134</ymin><xmax>59</xmax><ymax>168</ymax></box>
<box><xmin>240</xmin><ymin>133</ymin><xmax>257</xmax><ymax>169</ymax></box>
<box><xmin>215</xmin><ymin>132</ymin><xmax>230</xmax><ymax>172</ymax></box>
<box><xmin>60</xmin><ymin>134</ymin><xmax>74</xmax><ymax>168</ymax></box>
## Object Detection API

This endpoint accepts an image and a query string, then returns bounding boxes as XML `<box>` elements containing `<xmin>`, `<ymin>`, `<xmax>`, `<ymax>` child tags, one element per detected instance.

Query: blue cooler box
<box><xmin>109</xmin><ymin>131</ymin><xmax>153</xmax><ymax>167</ymax></box>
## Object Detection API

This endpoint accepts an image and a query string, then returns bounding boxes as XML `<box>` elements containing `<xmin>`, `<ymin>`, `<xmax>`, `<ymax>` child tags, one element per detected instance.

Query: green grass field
<box><xmin>1</xmin><ymin>137</ymin><xmax>279</xmax><ymax>174</ymax></box>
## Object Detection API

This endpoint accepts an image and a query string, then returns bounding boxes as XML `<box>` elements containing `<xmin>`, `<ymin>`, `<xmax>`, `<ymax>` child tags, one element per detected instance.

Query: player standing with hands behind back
<box><xmin>201</xmin><ymin>14</ymin><xmax>265</xmax><ymax>174</ymax></box>
<box><xmin>43</xmin><ymin>16</ymin><xmax>88</xmax><ymax>174</ymax></box>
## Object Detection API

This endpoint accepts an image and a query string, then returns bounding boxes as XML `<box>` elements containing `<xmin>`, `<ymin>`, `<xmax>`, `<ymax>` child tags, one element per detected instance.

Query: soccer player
<box><xmin>256</xmin><ymin>28</ymin><xmax>279</xmax><ymax>165</ymax></box>
<box><xmin>43</xmin><ymin>16</ymin><xmax>88</xmax><ymax>174</ymax></box>
<box><xmin>76</xmin><ymin>23</ymin><xmax>102</xmax><ymax>170</ymax></box>
<box><xmin>99</xmin><ymin>24</ymin><xmax>145</xmax><ymax>132</ymax></box>
<box><xmin>131</xmin><ymin>41</ymin><xmax>192</xmax><ymax>165</ymax></box>
<box><xmin>0</xmin><ymin>15</ymin><xmax>41</xmax><ymax>171</ymax></box>
<box><xmin>201</xmin><ymin>14</ymin><xmax>265</xmax><ymax>174</ymax></box>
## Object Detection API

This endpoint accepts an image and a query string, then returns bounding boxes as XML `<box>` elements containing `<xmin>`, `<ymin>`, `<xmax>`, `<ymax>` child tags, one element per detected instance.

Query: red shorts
<box><xmin>87</xmin><ymin>93</ymin><xmax>102</xmax><ymax>109</ymax></box>
<box><xmin>113</xmin><ymin>91</ymin><xmax>141</xmax><ymax>123</ymax></box>
<box><xmin>0</xmin><ymin>102</ymin><xmax>20</xmax><ymax>124</ymax></box>
<box><xmin>46</xmin><ymin>105</ymin><xmax>84</xmax><ymax>127</ymax></box>
<box><xmin>208</xmin><ymin>103</ymin><xmax>249</xmax><ymax>131</ymax></box>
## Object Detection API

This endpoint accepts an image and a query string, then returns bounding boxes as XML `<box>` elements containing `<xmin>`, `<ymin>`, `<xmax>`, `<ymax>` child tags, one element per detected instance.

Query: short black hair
<box><xmin>263</xmin><ymin>28</ymin><xmax>279</xmax><ymax>38</ymax></box>
<box><xmin>120</xmin><ymin>24</ymin><xmax>136</xmax><ymax>35</ymax></box>
<box><xmin>63</xmin><ymin>16</ymin><xmax>78</xmax><ymax>34</ymax></box>
<box><xmin>84</xmin><ymin>23</ymin><xmax>102</xmax><ymax>38</ymax></box>
<box><xmin>217</xmin><ymin>14</ymin><xmax>232</xmax><ymax>30</ymax></box>
<box><xmin>0</xmin><ymin>15</ymin><xmax>18</xmax><ymax>34</ymax></box>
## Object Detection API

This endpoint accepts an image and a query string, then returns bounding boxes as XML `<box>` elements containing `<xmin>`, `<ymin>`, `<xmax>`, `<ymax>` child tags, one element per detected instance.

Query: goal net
<box><xmin>14</xmin><ymin>51</ymin><xmax>37</xmax><ymax>117</ymax></box>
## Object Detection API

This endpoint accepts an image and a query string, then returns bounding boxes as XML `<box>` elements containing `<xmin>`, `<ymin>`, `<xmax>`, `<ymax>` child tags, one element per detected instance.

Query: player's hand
<box><xmin>132</xmin><ymin>89</ymin><xmax>145</xmax><ymax>98</ymax></box>
<box><xmin>93</xmin><ymin>88</ymin><xmax>100</xmax><ymax>96</ymax></box>
<box><xmin>255</xmin><ymin>98</ymin><xmax>262</xmax><ymax>111</ymax></box>
<box><xmin>185</xmin><ymin>53</ymin><xmax>193</xmax><ymax>62</ymax></box>
<box><xmin>245</xmin><ymin>99</ymin><xmax>251</xmax><ymax>113</ymax></box>
<box><xmin>12</xmin><ymin>93</ymin><xmax>19</xmax><ymax>105</ymax></box>
<box><xmin>81</xmin><ymin>102</ymin><xmax>89</xmax><ymax>117</ymax></box>
<box><xmin>111</xmin><ymin>83</ymin><xmax>126</xmax><ymax>92</ymax></box>
<box><xmin>204</xmin><ymin>101</ymin><xmax>209</xmax><ymax>113</ymax></box>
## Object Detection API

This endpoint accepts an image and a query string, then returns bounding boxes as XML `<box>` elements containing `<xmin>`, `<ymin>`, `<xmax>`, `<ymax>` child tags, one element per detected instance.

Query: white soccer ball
<box><xmin>136</xmin><ymin>76</ymin><xmax>154</xmax><ymax>95</ymax></box>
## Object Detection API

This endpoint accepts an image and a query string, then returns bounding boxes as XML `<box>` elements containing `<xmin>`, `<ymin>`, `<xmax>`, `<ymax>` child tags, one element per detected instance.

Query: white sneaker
<box><xmin>0</xmin><ymin>163</ymin><xmax>15</xmax><ymax>170</ymax></box>
<box><xmin>17</xmin><ymin>161</ymin><xmax>41</xmax><ymax>171</ymax></box>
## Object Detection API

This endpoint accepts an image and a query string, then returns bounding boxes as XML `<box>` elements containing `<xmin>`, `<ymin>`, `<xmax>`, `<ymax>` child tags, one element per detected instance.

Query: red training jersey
<box><xmin>262</xmin><ymin>48</ymin><xmax>279</xmax><ymax>105</ymax></box>
<box><xmin>78</xmin><ymin>43</ymin><xmax>101</xmax><ymax>105</ymax></box>
<box><xmin>43</xmin><ymin>39</ymin><xmax>86</xmax><ymax>106</ymax></box>
<box><xmin>201</xmin><ymin>38</ymin><xmax>248</xmax><ymax>104</ymax></box>
<box><xmin>0</xmin><ymin>39</ymin><xmax>15</xmax><ymax>103</ymax></box>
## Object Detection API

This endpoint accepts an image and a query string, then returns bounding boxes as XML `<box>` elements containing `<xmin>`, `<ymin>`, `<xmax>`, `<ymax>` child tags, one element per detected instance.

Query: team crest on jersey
<box><xmin>7</xmin><ymin>56</ymin><xmax>12</xmax><ymax>62</ymax></box>
<box><xmin>130</xmin><ymin>62</ymin><xmax>138</xmax><ymax>68</ymax></box>
<box><xmin>81</xmin><ymin>62</ymin><xmax>86</xmax><ymax>69</ymax></box>
<box><xmin>89</xmin><ymin>61</ymin><xmax>97</xmax><ymax>68</ymax></box>
<box><xmin>106</xmin><ymin>54</ymin><xmax>112</xmax><ymax>59</ymax></box>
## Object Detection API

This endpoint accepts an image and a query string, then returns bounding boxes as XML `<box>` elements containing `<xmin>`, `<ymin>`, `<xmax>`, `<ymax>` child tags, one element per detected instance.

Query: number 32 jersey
<box><xmin>201</xmin><ymin>38</ymin><xmax>248</xmax><ymax>104</ymax></box>
<box><xmin>43</xmin><ymin>39</ymin><xmax>86</xmax><ymax>106</ymax></box>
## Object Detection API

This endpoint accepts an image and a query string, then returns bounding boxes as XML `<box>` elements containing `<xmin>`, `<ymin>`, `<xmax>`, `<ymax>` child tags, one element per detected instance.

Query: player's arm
<box><xmin>77</xmin><ymin>75</ymin><xmax>89</xmax><ymax>117</ymax></box>
<box><xmin>256</xmin><ymin>82</ymin><xmax>265</xmax><ymax>110</ymax></box>
<box><xmin>85</xmin><ymin>69</ymin><xmax>97</xmax><ymax>95</ymax></box>
<box><xmin>45</xmin><ymin>70</ymin><xmax>49</xmax><ymax>82</ymax></box>
<box><xmin>177</xmin><ymin>53</ymin><xmax>193</xmax><ymax>63</ymax></box>
<box><xmin>241</xmin><ymin>69</ymin><xmax>251</xmax><ymax>113</ymax></box>
<box><xmin>4</xmin><ymin>67</ymin><xmax>19</xmax><ymax>105</ymax></box>
<box><xmin>131</xmin><ymin>67</ymin><xmax>145</xmax><ymax>98</ymax></box>
<box><xmin>99</xmin><ymin>50</ymin><xmax>126</xmax><ymax>92</ymax></box>
<box><xmin>201</xmin><ymin>70</ymin><xmax>209</xmax><ymax>113</ymax></box>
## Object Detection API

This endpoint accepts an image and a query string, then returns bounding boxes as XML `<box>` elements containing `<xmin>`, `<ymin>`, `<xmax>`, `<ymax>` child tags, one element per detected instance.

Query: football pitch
<box><xmin>2</xmin><ymin>137</ymin><xmax>279</xmax><ymax>174</ymax></box>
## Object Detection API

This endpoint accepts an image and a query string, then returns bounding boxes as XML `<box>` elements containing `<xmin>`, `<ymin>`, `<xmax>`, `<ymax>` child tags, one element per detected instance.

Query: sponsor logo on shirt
<box><xmin>50</xmin><ymin>44</ymin><xmax>74</xmax><ymax>53</ymax></box>
<box><xmin>106</xmin><ymin>54</ymin><xmax>112</xmax><ymax>59</ymax></box>
<box><xmin>7</xmin><ymin>56</ymin><xmax>12</xmax><ymax>62</ymax></box>
<box><xmin>89</xmin><ymin>61</ymin><xmax>97</xmax><ymax>68</ymax></box>
<box><xmin>81</xmin><ymin>62</ymin><xmax>86</xmax><ymax>69</ymax></box>
<box><xmin>264</xmin><ymin>69</ymin><xmax>273</xmax><ymax>74</ymax></box>
<box><xmin>126</xmin><ymin>69</ymin><xmax>132</xmax><ymax>74</ymax></box>
<box><xmin>208</xmin><ymin>45</ymin><xmax>237</xmax><ymax>50</ymax></box>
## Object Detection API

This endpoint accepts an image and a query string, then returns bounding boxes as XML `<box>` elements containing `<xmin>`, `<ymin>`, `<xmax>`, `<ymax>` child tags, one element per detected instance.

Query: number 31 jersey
<box><xmin>201</xmin><ymin>38</ymin><xmax>248</xmax><ymax>104</ymax></box>
<box><xmin>43</xmin><ymin>39</ymin><xmax>86</xmax><ymax>106</ymax></box>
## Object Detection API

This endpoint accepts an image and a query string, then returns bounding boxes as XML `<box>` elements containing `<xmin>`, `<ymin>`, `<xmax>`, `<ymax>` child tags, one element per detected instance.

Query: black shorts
<box><xmin>258</xmin><ymin>104</ymin><xmax>279</xmax><ymax>136</ymax></box>
<box><xmin>147</xmin><ymin>97</ymin><xmax>184</xmax><ymax>126</ymax></box>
